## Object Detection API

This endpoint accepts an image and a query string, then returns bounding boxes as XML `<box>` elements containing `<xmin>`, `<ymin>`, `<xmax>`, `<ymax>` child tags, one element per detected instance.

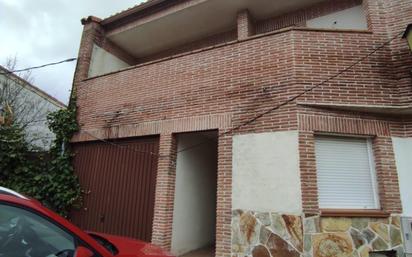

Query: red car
<box><xmin>0</xmin><ymin>187</ymin><xmax>174</xmax><ymax>257</ymax></box>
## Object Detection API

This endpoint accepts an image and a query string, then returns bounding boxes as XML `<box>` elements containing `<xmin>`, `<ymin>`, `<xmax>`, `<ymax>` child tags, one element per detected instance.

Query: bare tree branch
<box><xmin>1</xmin><ymin>57</ymin><xmax>57</xmax><ymax>150</ymax></box>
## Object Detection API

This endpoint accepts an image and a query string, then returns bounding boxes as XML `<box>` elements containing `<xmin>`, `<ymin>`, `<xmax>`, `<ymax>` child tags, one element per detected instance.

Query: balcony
<box><xmin>84</xmin><ymin>0</ymin><xmax>368</xmax><ymax>78</ymax></box>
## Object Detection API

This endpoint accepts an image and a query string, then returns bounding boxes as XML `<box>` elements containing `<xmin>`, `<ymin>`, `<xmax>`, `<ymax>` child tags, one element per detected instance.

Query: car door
<box><xmin>0</xmin><ymin>201</ymin><xmax>99</xmax><ymax>257</ymax></box>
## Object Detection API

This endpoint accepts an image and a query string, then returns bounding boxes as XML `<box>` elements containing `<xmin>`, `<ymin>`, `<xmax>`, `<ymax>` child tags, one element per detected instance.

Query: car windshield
<box><xmin>0</xmin><ymin>204</ymin><xmax>76</xmax><ymax>257</ymax></box>
<box><xmin>88</xmin><ymin>233</ymin><xmax>119</xmax><ymax>255</ymax></box>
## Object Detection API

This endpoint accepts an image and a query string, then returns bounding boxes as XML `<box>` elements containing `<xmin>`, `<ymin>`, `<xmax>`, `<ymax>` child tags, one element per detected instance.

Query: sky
<box><xmin>0</xmin><ymin>0</ymin><xmax>144</xmax><ymax>105</ymax></box>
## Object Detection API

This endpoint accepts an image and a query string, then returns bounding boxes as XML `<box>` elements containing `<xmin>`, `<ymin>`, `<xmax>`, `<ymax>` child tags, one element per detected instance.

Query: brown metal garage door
<box><xmin>70</xmin><ymin>136</ymin><xmax>159</xmax><ymax>242</ymax></box>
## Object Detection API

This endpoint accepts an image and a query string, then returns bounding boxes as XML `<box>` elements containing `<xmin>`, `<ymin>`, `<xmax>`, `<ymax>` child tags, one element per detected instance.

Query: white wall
<box><xmin>306</xmin><ymin>5</ymin><xmax>368</xmax><ymax>30</ymax></box>
<box><xmin>88</xmin><ymin>44</ymin><xmax>130</xmax><ymax>77</ymax></box>
<box><xmin>392</xmin><ymin>137</ymin><xmax>412</xmax><ymax>217</ymax></box>
<box><xmin>0</xmin><ymin>75</ymin><xmax>63</xmax><ymax>150</ymax></box>
<box><xmin>232</xmin><ymin>131</ymin><xmax>302</xmax><ymax>214</ymax></box>
<box><xmin>171</xmin><ymin>133</ymin><xmax>217</xmax><ymax>256</ymax></box>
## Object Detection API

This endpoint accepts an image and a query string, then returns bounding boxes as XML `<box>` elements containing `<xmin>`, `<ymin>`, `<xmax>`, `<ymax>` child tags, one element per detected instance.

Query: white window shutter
<box><xmin>315</xmin><ymin>136</ymin><xmax>380</xmax><ymax>209</ymax></box>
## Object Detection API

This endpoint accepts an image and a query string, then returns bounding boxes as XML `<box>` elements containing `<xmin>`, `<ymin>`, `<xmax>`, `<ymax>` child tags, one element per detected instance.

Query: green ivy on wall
<box><xmin>0</xmin><ymin>98</ymin><xmax>81</xmax><ymax>217</ymax></box>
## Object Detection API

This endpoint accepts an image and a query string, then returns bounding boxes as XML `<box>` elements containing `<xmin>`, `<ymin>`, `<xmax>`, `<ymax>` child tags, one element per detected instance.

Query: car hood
<box><xmin>92</xmin><ymin>232</ymin><xmax>174</xmax><ymax>257</ymax></box>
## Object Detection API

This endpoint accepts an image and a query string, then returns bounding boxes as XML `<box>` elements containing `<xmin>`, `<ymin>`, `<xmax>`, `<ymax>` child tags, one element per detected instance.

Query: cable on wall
<box><xmin>3</xmin><ymin>30</ymin><xmax>404</xmax><ymax>158</ymax></box>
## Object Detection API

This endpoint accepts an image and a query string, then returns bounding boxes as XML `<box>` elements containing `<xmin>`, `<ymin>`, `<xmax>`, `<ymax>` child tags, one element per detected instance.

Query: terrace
<box><xmin>82</xmin><ymin>0</ymin><xmax>368</xmax><ymax>79</ymax></box>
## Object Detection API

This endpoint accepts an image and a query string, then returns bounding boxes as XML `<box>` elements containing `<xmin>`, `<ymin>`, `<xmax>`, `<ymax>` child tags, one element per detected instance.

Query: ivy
<box><xmin>0</xmin><ymin>98</ymin><xmax>81</xmax><ymax>217</ymax></box>
<box><xmin>47</xmin><ymin>106</ymin><xmax>78</xmax><ymax>148</ymax></box>
<box><xmin>0</xmin><ymin>125</ymin><xmax>30</xmax><ymax>182</ymax></box>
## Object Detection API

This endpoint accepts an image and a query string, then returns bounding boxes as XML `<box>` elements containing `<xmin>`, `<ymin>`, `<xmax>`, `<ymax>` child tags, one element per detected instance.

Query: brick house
<box><xmin>70</xmin><ymin>0</ymin><xmax>412</xmax><ymax>256</ymax></box>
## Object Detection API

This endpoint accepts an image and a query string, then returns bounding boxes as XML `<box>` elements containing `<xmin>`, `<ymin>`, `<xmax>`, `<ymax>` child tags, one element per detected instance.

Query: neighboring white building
<box><xmin>0</xmin><ymin>65</ymin><xmax>66</xmax><ymax>150</ymax></box>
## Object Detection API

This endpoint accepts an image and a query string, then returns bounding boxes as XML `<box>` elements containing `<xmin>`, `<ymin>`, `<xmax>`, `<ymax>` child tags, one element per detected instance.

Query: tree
<box><xmin>0</xmin><ymin>57</ymin><xmax>58</xmax><ymax>150</ymax></box>
<box><xmin>0</xmin><ymin>124</ymin><xmax>29</xmax><ymax>182</ymax></box>
<box><xmin>0</xmin><ymin>57</ymin><xmax>81</xmax><ymax>217</ymax></box>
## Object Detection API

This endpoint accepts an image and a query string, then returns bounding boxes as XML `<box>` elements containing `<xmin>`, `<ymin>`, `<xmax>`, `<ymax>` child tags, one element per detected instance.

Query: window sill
<box><xmin>320</xmin><ymin>209</ymin><xmax>390</xmax><ymax>218</ymax></box>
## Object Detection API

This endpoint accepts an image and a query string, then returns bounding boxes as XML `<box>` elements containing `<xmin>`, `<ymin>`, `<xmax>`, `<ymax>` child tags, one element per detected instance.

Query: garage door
<box><xmin>71</xmin><ymin>136</ymin><xmax>159</xmax><ymax>242</ymax></box>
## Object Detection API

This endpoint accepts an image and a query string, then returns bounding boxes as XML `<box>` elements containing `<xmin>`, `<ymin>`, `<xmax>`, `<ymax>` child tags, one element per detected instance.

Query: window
<box><xmin>315</xmin><ymin>136</ymin><xmax>379</xmax><ymax>209</ymax></box>
<box><xmin>0</xmin><ymin>204</ymin><xmax>76</xmax><ymax>257</ymax></box>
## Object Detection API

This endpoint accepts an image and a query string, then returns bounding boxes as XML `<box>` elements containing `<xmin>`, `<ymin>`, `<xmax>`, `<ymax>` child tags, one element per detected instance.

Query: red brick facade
<box><xmin>298</xmin><ymin>110</ymin><xmax>403</xmax><ymax>214</ymax></box>
<box><xmin>72</xmin><ymin>0</ymin><xmax>412</xmax><ymax>256</ymax></box>
<box><xmin>255</xmin><ymin>0</ymin><xmax>362</xmax><ymax>34</ymax></box>
<box><xmin>151</xmin><ymin>134</ymin><xmax>177</xmax><ymax>249</ymax></box>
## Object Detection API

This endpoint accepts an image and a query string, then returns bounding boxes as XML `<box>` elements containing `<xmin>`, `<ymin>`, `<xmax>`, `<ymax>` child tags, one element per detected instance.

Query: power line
<box><xmin>80</xmin><ymin>130</ymin><xmax>161</xmax><ymax>157</ymax></box>
<box><xmin>174</xmin><ymin>30</ymin><xmax>404</xmax><ymax>154</ymax></box>
<box><xmin>0</xmin><ymin>58</ymin><xmax>77</xmax><ymax>75</ymax></box>
<box><xmin>75</xmin><ymin>32</ymin><xmax>403</xmax><ymax>157</ymax></box>
<box><xmin>224</xmin><ymin>30</ymin><xmax>404</xmax><ymax>135</ymax></box>
<box><xmin>76</xmin><ymin>30</ymin><xmax>403</xmax><ymax>158</ymax></box>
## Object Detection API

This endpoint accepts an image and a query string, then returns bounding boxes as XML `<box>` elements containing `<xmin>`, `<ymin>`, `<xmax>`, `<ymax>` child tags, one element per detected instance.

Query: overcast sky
<box><xmin>0</xmin><ymin>0</ymin><xmax>144</xmax><ymax>105</ymax></box>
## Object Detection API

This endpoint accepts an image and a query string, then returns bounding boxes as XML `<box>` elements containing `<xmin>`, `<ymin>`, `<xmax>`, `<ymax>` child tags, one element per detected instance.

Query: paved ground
<box><xmin>179</xmin><ymin>245</ymin><xmax>215</xmax><ymax>257</ymax></box>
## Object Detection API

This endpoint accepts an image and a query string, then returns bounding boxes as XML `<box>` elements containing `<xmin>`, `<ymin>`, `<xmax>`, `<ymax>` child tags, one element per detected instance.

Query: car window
<box><xmin>0</xmin><ymin>203</ymin><xmax>76</xmax><ymax>257</ymax></box>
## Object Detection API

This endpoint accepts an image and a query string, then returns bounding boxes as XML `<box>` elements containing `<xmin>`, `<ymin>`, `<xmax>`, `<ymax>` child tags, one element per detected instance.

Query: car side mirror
<box><xmin>75</xmin><ymin>246</ymin><xmax>94</xmax><ymax>257</ymax></box>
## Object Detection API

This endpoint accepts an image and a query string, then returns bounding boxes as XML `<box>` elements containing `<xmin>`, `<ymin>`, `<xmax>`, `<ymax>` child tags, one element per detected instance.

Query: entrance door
<box><xmin>171</xmin><ymin>131</ymin><xmax>218</xmax><ymax>257</ymax></box>
<box><xmin>71</xmin><ymin>136</ymin><xmax>159</xmax><ymax>242</ymax></box>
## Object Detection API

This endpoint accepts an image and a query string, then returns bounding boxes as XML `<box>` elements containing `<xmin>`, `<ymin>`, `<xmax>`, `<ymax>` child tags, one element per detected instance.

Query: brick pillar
<box><xmin>237</xmin><ymin>10</ymin><xmax>255</xmax><ymax>40</ymax></box>
<box><xmin>151</xmin><ymin>134</ymin><xmax>177</xmax><ymax>250</ymax></box>
<box><xmin>73</xmin><ymin>16</ymin><xmax>104</xmax><ymax>83</ymax></box>
<box><xmin>299</xmin><ymin>131</ymin><xmax>319</xmax><ymax>215</ymax></box>
<box><xmin>382</xmin><ymin>0</ymin><xmax>412</xmax><ymax>104</ymax></box>
<box><xmin>364</xmin><ymin>0</ymin><xmax>412</xmax><ymax>103</ymax></box>
<box><xmin>373</xmin><ymin>136</ymin><xmax>403</xmax><ymax>213</ymax></box>
<box><xmin>215</xmin><ymin>132</ymin><xmax>232</xmax><ymax>257</ymax></box>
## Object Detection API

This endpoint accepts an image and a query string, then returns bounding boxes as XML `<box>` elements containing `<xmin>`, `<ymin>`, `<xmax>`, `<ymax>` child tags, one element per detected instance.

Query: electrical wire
<box><xmin>75</xmin><ymin>30</ymin><xmax>404</xmax><ymax>158</ymax></box>
<box><xmin>0</xmin><ymin>58</ymin><xmax>77</xmax><ymax>75</ymax></box>
<box><xmin>2</xmin><ymin>31</ymin><xmax>404</xmax><ymax>158</ymax></box>
<box><xmin>80</xmin><ymin>130</ymin><xmax>160</xmax><ymax>157</ymax></box>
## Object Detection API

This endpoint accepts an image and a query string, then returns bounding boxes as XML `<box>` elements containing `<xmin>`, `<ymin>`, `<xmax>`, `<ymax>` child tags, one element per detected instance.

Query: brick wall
<box><xmin>134</xmin><ymin>0</ymin><xmax>368</xmax><ymax>65</ymax></box>
<box><xmin>383</xmin><ymin>0</ymin><xmax>412</xmax><ymax>104</ymax></box>
<box><xmin>74</xmin><ymin>19</ymin><xmax>136</xmax><ymax>82</ymax></box>
<box><xmin>298</xmin><ymin>108</ymin><xmax>403</xmax><ymax>214</ymax></box>
<box><xmin>75</xmin><ymin>28</ymin><xmax>406</xmax><ymax>136</ymax></box>
<box><xmin>73</xmin><ymin>0</ymin><xmax>412</xmax><ymax>256</ymax></box>
<box><xmin>237</xmin><ymin>10</ymin><xmax>255</xmax><ymax>40</ymax></box>
<box><xmin>390</xmin><ymin>118</ymin><xmax>412</xmax><ymax>137</ymax></box>
<box><xmin>75</xmin><ymin>30</ymin><xmax>298</xmax><ymax>133</ymax></box>
<box><xmin>151</xmin><ymin>134</ymin><xmax>177</xmax><ymax>249</ymax></box>
<box><xmin>216</xmin><ymin>132</ymin><xmax>233</xmax><ymax>257</ymax></box>
<box><xmin>74</xmin><ymin>20</ymin><xmax>102</xmax><ymax>82</ymax></box>
<box><xmin>83</xmin><ymin>0</ymin><xmax>371</xmax><ymax>69</ymax></box>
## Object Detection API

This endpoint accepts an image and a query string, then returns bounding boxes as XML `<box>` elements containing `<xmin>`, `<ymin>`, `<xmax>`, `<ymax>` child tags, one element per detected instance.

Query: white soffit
<box><xmin>107</xmin><ymin>0</ymin><xmax>325</xmax><ymax>57</ymax></box>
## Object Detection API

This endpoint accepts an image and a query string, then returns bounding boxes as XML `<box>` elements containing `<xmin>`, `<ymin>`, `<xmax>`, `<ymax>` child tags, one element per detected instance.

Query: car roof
<box><xmin>0</xmin><ymin>186</ymin><xmax>28</xmax><ymax>199</ymax></box>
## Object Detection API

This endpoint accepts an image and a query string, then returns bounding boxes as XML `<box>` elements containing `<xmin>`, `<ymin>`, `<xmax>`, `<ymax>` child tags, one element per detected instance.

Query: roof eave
<box><xmin>100</xmin><ymin>0</ymin><xmax>169</xmax><ymax>26</ymax></box>
<box><xmin>0</xmin><ymin>65</ymin><xmax>67</xmax><ymax>109</ymax></box>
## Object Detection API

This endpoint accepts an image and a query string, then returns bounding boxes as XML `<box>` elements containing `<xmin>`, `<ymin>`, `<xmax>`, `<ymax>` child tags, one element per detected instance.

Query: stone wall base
<box><xmin>232</xmin><ymin>210</ymin><xmax>404</xmax><ymax>257</ymax></box>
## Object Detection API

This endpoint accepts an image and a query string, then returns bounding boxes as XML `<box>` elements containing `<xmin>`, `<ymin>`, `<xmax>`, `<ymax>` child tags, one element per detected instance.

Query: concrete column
<box><xmin>237</xmin><ymin>10</ymin><xmax>255</xmax><ymax>40</ymax></box>
<box><xmin>151</xmin><ymin>133</ymin><xmax>177</xmax><ymax>250</ymax></box>
<box><xmin>215</xmin><ymin>132</ymin><xmax>232</xmax><ymax>257</ymax></box>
